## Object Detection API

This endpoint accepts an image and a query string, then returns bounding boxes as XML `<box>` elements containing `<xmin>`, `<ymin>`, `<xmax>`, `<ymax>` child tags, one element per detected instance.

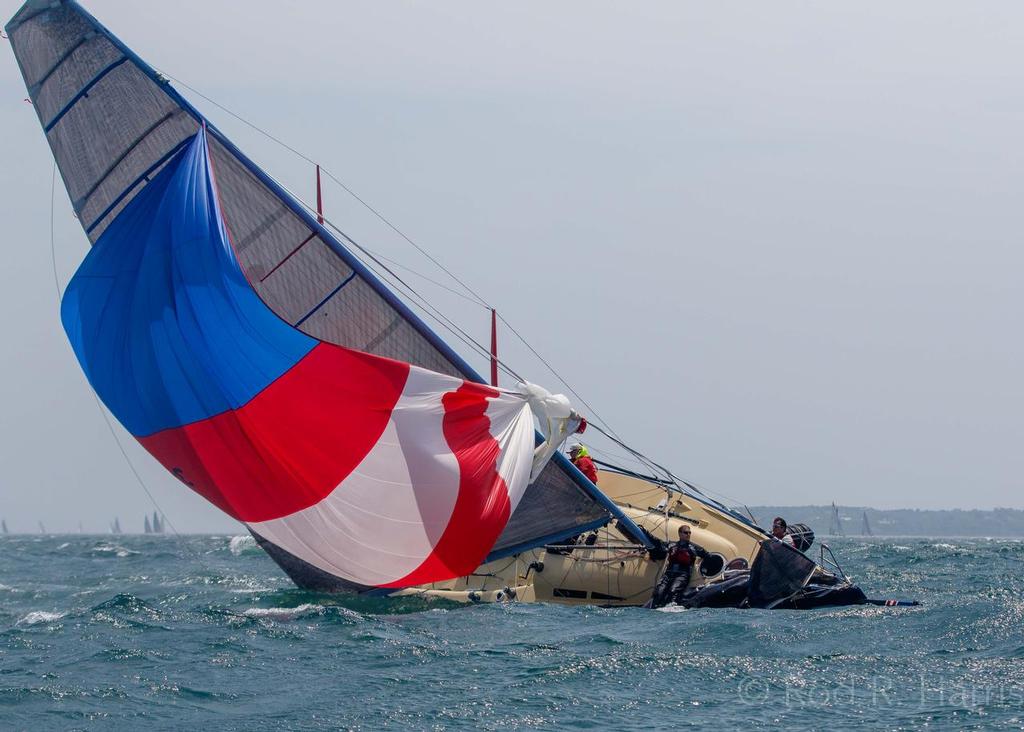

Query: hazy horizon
<box><xmin>2</xmin><ymin>1</ymin><xmax>1021</xmax><ymax>533</ymax></box>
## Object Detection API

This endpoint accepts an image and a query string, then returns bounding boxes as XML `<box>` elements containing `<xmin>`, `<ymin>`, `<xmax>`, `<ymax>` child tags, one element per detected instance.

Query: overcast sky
<box><xmin>1</xmin><ymin>1</ymin><xmax>1021</xmax><ymax>533</ymax></box>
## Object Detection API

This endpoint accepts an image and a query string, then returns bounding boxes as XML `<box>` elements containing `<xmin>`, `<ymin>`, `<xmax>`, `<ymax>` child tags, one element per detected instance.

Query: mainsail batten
<box><xmin>7</xmin><ymin>0</ymin><xmax>651</xmax><ymax>590</ymax></box>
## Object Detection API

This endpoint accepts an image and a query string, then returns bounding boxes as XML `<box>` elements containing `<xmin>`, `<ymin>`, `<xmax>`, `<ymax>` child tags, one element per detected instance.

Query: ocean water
<box><xmin>1</xmin><ymin>535</ymin><xmax>1022</xmax><ymax>730</ymax></box>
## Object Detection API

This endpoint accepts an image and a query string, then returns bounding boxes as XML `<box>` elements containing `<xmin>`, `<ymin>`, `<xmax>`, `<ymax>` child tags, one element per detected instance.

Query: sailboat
<box><xmin>2</xmin><ymin>519</ymin><xmax>8</xmax><ymax>535</ymax></box>
<box><xmin>6</xmin><ymin>1</ymin><xmax>896</xmax><ymax>609</ymax></box>
<box><xmin>153</xmin><ymin>511</ymin><xmax>164</xmax><ymax>534</ymax></box>
<box><xmin>862</xmin><ymin>511</ymin><xmax>873</xmax><ymax>537</ymax></box>
<box><xmin>110</xmin><ymin>517</ymin><xmax>122</xmax><ymax>535</ymax></box>
<box><xmin>144</xmin><ymin>515</ymin><xmax>152</xmax><ymax>534</ymax></box>
<box><xmin>829</xmin><ymin>502</ymin><xmax>846</xmax><ymax>537</ymax></box>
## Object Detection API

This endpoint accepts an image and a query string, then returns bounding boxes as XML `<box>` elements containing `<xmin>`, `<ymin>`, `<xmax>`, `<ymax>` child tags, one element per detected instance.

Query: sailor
<box><xmin>647</xmin><ymin>524</ymin><xmax>712</xmax><ymax>608</ymax></box>
<box><xmin>568</xmin><ymin>444</ymin><xmax>598</xmax><ymax>484</ymax></box>
<box><xmin>771</xmin><ymin>517</ymin><xmax>796</xmax><ymax>547</ymax></box>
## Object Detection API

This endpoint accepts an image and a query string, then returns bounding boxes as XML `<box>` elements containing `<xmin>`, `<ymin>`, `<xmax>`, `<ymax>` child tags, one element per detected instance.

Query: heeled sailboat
<box><xmin>7</xmin><ymin>1</ymin><xmax>898</xmax><ymax>610</ymax></box>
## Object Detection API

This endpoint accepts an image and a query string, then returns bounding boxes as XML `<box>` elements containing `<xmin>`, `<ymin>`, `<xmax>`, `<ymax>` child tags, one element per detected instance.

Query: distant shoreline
<box><xmin>747</xmin><ymin>505</ymin><xmax>1024</xmax><ymax>538</ymax></box>
<box><xmin>4</xmin><ymin>505</ymin><xmax>1024</xmax><ymax>537</ymax></box>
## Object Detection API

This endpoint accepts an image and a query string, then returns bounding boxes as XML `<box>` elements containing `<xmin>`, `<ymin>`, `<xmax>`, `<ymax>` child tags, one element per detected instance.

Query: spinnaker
<box><xmin>6</xmin><ymin>0</ymin><xmax>650</xmax><ymax>591</ymax></box>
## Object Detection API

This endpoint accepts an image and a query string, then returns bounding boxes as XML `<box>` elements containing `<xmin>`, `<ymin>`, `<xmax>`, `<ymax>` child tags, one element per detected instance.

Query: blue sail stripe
<box><xmin>62</xmin><ymin>130</ymin><xmax>316</xmax><ymax>437</ymax></box>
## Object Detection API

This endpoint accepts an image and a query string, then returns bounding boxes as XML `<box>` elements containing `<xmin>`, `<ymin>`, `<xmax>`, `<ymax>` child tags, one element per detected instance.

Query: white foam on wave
<box><xmin>242</xmin><ymin>603</ymin><xmax>324</xmax><ymax>621</ymax></box>
<box><xmin>241</xmin><ymin>604</ymin><xmax>363</xmax><ymax>622</ymax></box>
<box><xmin>92</xmin><ymin>543</ymin><xmax>140</xmax><ymax>558</ymax></box>
<box><xmin>655</xmin><ymin>605</ymin><xmax>689</xmax><ymax>613</ymax></box>
<box><xmin>229</xmin><ymin>535</ymin><xmax>256</xmax><ymax>555</ymax></box>
<box><xmin>57</xmin><ymin>542</ymin><xmax>70</xmax><ymax>550</ymax></box>
<box><xmin>18</xmin><ymin>610</ymin><xmax>67</xmax><ymax>625</ymax></box>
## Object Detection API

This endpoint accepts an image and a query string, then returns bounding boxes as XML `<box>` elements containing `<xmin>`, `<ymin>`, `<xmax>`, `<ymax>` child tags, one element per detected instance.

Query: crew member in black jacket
<box><xmin>647</xmin><ymin>524</ymin><xmax>712</xmax><ymax>608</ymax></box>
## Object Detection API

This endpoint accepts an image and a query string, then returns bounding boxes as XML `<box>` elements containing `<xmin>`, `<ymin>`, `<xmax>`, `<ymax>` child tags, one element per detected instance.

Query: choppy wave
<box><xmin>17</xmin><ymin>610</ymin><xmax>67</xmax><ymax>625</ymax></box>
<box><xmin>228</xmin><ymin>535</ymin><xmax>256</xmax><ymax>555</ymax></box>
<box><xmin>89</xmin><ymin>542</ymin><xmax>140</xmax><ymax>558</ymax></box>
<box><xmin>1</xmin><ymin>535</ymin><xmax>1022</xmax><ymax>730</ymax></box>
<box><xmin>241</xmin><ymin>603</ymin><xmax>326</xmax><ymax>620</ymax></box>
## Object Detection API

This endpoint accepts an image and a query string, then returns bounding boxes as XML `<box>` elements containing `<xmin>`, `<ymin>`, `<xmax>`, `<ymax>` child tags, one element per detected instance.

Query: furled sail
<box><xmin>6</xmin><ymin>0</ymin><xmax>644</xmax><ymax>590</ymax></box>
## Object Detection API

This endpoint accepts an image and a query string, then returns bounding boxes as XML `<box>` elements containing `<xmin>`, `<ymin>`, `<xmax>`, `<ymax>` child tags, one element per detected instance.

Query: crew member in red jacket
<box><xmin>569</xmin><ymin>444</ymin><xmax>598</xmax><ymax>484</ymax></box>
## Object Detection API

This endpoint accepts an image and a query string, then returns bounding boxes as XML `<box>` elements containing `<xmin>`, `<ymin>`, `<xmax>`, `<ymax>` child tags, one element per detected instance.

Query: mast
<box><xmin>861</xmin><ymin>511</ymin><xmax>873</xmax><ymax>537</ymax></box>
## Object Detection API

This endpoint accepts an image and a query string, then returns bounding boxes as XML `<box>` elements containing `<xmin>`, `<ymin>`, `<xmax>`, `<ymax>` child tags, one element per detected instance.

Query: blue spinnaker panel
<box><xmin>61</xmin><ymin>131</ymin><xmax>315</xmax><ymax>437</ymax></box>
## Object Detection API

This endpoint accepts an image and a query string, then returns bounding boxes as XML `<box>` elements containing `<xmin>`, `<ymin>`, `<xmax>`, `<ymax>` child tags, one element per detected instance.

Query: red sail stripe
<box><xmin>382</xmin><ymin>381</ymin><xmax>512</xmax><ymax>587</ymax></box>
<box><xmin>139</xmin><ymin>343</ymin><xmax>409</xmax><ymax>522</ymax></box>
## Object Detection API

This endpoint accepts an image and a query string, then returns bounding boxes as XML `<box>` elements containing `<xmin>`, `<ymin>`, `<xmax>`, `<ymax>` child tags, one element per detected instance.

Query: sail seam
<box><xmin>30</xmin><ymin>31</ymin><xmax>96</xmax><ymax>94</ymax></box>
<box><xmin>44</xmin><ymin>56</ymin><xmax>128</xmax><ymax>132</ymax></box>
<box><xmin>73</xmin><ymin>109</ymin><xmax>183</xmax><ymax>212</ymax></box>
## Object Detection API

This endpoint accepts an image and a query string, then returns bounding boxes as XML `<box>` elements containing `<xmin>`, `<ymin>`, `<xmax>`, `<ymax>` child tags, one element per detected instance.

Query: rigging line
<box><xmin>164</xmin><ymin>74</ymin><xmax>642</xmax><ymax>423</ymax></box>
<box><xmin>167</xmin><ymin>73</ymin><xmax>669</xmax><ymax>469</ymax></box>
<box><xmin>273</xmin><ymin>177</ymin><xmax>528</xmax><ymax>383</ymax></box>
<box><xmin>317</xmin><ymin>173</ymin><xmax>676</xmax><ymax>483</ymax></box>
<box><xmin>333</xmin><ymin>222</ymin><xmax>527</xmax><ymax>384</ymax></box>
<box><xmin>367</xmin><ymin>250</ymin><xmax>491</xmax><ymax>309</ymax></box>
<box><xmin>47</xmin><ymin>164</ymin><xmax>193</xmax><ymax>548</ymax></box>
<box><xmin>165</xmin><ymin>73</ymin><xmax>636</xmax><ymax>406</ymax></box>
<box><xmin>49</xmin><ymin>163</ymin><xmax>59</xmax><ymax>297</ymax></box>
<box><xmin>590</xmin><ymin>415</ymin><xmax>751</xmax><ymax>516</ymax></box>
<box><xmin>87</xmin><ymin>393</ymin><xmax>188</xmax><ymax>541</ymax></box>
<box><xmin>162</xmin><ymin>73</ymin><xmax>491</xmax><ymax>310</ymax></box>
<box><xmin>315</xmin><ymin>208</ymin><xmax>517</xmax><ymax>377</ymax></box>
<box><xmin>319</xmin><ymin>166</ymin><xmax>492</xmax><ymax>309</ymax></box>
<box><xmin>257</xmin><ymin>168</ymin><xmax>511</xmax><ymax>376</ymax></box>
<box><xmin>587</xmin><ymin>421</ymin><xmax>680</xmax><ymax>487</ymax></box>
<box><xmin>256</xmin><ymin>168</ymin><xmax>514</xmax><ymax>379</ymax></box>
<box><xmin>585</xmin><ymin>442</ymin><xmax>656</xmax><ymax>471</ymax></box>
<box><xmin>494</xmin><ymin>312</ymin><xmax>624</xmax><ymax>438</ymax></box>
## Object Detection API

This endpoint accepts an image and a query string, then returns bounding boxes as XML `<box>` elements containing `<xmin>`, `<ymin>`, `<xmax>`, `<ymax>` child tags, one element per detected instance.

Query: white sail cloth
<box><xmin>247</xmin><ymin>368</ymin><xmax>579</xmax><ymax>587</ymax></box>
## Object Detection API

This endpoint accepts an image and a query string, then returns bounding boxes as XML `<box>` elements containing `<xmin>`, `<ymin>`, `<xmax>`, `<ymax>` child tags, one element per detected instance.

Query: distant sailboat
<box><xmin>829</xmin><ymin>502</ymin><xmax>846</xmax><ymax>537</ymax></box>
<box><xmin>110</xmin><ymin>517</ymin><xmax>122</xmax><ymax>535</ymax></box>
<box><xmin>2</xmin><ymin>519</ymin><xmax>8</xmax><ymax>535</ymax></box>
<box><xmin>38</xmin><ymin>521</ymin><xmax>46</xmax><ymax>535</ymax></box>
<box><xmin>861</xmin><ymin>511</ymin><xmax>873</xmax><ymax>537</ymax></box>
<box><xmin>144</xmin><ymin>515</ymin><xmax>152</xmax><ymax>534</ymax></box>
<box><xmin>152</xmin><ymin>511</ymin><xmax>164</xmax><ymax>534</ymax></box>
